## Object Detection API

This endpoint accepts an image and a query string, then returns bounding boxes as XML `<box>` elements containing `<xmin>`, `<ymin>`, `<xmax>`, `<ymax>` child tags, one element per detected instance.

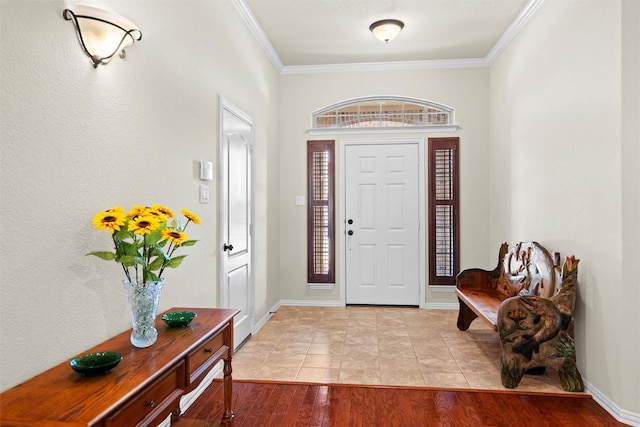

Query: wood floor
<box><xmin>178</xmin><ymin>379</ymin><xmax>626</xmax><ymax>427</ymax></box>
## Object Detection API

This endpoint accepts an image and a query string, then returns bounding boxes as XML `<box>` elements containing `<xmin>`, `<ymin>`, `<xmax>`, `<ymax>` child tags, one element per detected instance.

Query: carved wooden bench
<box><xmin>455</xmin><ymin>241</ymin><xmax>584</xmax><ymax>392</ymax></box>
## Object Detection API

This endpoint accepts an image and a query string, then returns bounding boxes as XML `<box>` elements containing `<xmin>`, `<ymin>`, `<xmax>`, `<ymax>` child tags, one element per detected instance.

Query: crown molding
<box><xmin>485</xmin><ymin>0</ymin><xmax>546</xmax><ymax>65</ymax></box>
<box><xmin>281</xmin><ymin>58</ymin><xmax>489</xmax><ymax>75</ymax></box>
<box><xmin>233</xmin><ymin>0</ymin><xmax>545</xmax><ymax>75</ymax></box>
<box><xmin>230</xmin><ymin>0</ymin><xmax>283</xmax><ymax>72</ymax></box>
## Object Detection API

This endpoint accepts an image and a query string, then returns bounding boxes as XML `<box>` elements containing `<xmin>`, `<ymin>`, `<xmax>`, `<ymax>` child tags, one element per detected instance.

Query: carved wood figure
<box><xmin>498</xmin><ymin>255</ymin><xmax>584</xmax><ymax>392</ymax></box>
<box><xmin>455</xmin><ymin>242</ymin><xmax>584</xmax><ymax>392</ymax></box>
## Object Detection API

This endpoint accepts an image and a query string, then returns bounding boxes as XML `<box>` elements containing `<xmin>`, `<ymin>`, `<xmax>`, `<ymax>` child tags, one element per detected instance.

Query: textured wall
<box><xmin>278</xmin><ymin>68</ymin><xmax>491</xmax><ymax>305</ymax></box>
<box><xmin>489</xmin><ymin>0</ymin><xmax>639</xmax><ymax>416</ymax></box>
<box><xmin>2</xmin><ymin>0</ymin><xmax>637</xmax><ymax>419</ymax></box>
<box><xmin>0</xmin><ymin>0</ymin><xmax>280</xmax><ymax>391</ymax></box>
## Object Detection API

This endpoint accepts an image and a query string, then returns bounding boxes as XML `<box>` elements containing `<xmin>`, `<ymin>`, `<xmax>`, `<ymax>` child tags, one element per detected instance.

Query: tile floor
<box><xmin>229</xmin><ymin>305</ymin><xmax>576</xmax><ymax>394</ymax></box>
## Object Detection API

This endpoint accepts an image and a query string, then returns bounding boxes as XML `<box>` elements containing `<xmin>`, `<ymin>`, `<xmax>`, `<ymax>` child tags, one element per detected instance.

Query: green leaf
<box><xmin>164</xmin><ymin>255</ymin><xmax>187</xmax><ymax>269</ymax></box>
<box><xmin>119</xmin><ymin>241</ymin><xmax>141</xmax><ymax>257</ymax></box>
<box><xmin>151</xmin><ymin>246</ymin><xmax>168</xmax><ymax>258</ymax></box>
<box><xmin>145</xmin><ymin>229</ymin><xmax>162</xmax><ymax>246</ymax></box>
<box><xmin>116</xmin><ymin>255</ymin><xmax>142</xmax><ymax>267</ymax></box>
<box><xmin>144</xmin><ymin>271</ymin><xmax>160</xmax><ymax>282</ymax></box>
<box><xmin>147</xmin><ymin>256</ymin><xmax>164</xmax><ymax>271</ymax></box>
<box><xmin>113</xmin><ymin>227</ymin><xmax>134</xmax><ymax>241</ymax></box>
<box><xmin>181</xmin><ymin>240</ymin><xmax>198</xmax><ymax>247</ymax></box>
<box><xmin>86</xmin><ymin>251</ymin><xmax>116</xmax><ymax>261</ymax></box>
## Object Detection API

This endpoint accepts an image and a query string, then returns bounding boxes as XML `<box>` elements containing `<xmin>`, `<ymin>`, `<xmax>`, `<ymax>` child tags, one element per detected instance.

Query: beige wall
<box><xmin>1</xmin><ymin>0</ymin><xmax>638</xmax><ymax>419</ymax></box>
<box><xmin>278</xmin><ymin>68</ymin><xmax>492</xmax><ymax>305</ymax></box>
<box><xmin>489</xmin><ymin>0</ymin><xmax>639</xmax><ymax>415</ymax></box>
<box><xmin>0</xmin><ymin>0</ymin><xmax>281</xmax><ymax>391</ymax></box>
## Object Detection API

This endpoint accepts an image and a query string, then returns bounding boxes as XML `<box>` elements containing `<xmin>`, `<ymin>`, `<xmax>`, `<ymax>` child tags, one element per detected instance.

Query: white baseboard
<box><xmin>273</xmin><ymin>299</ymin><xmax>456</xmax><ymax>310</ymax></box>
<box><xmin>424</xmin><ymin>302</ymin><xmax>458</xmax><ymax>310</ymax></box>
<box><xmin>253</xmin><ymin>301</ymin><xmax>281</xmax><ymax>334</ymax></box>
<box><xmin>160</xmin><ymin>360</ymin><xmax>224</xmax><ymax>426</ymax></box>
<box><xmin>429</xmin><ymin>285</ymin><xmax>457</xmax><ymax>293</ymax></box>
<box><xmin>279</xmin><ymin>299</ymin><xmax>343</xmax><ymax>307</ymax></box>
<box><xmin>585</xmin><ymin>379</ymin><xmax>640</xmax><ymax>426</ymax></box>
<box><xmin>279</xmin><ymin>299</ymin><xmax>455</xmax><ymax>310</ymax></box>
<box><xmin>180</xmin><ymin>360</ymin><xmax>223</xmax><ymax>414</ymax></box>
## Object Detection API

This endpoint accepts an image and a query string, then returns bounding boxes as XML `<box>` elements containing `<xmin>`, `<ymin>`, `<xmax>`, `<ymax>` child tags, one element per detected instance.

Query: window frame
<box><xmin>428</xmin><ymin>137</ymin><xmax>460</xmax><ymax>286</ymax></box>
<box><xmin>308</xmin><ymin>96</ymin><xmax>459</xmax><ymax>135</ymax></box>
<box><xmin>307</xmin><ymin>140</ymin><xmax>336</xmax><ymax>284</ymax></box>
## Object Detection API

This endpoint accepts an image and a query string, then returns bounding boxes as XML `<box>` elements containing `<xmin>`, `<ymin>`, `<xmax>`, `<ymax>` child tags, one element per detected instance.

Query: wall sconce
<box><xmin>369</xmin><ymin>19</ymin><xmax>404</xmax><ymax>43</ymax></box>
<box><xmin>63</xmin><ymin>6</ymin><xmax>142</xmax><ymax>68</ymax></box>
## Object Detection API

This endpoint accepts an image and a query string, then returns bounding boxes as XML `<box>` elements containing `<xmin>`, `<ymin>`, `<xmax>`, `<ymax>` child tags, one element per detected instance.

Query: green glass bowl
<box><xmin>161</xmin><ymin>311</ymin><xmax>197</xmax><ymax>327</ymax></box>
<box><xmin>70</xmin><ymin>352</ymin><xmax>123</xmax><ymax>375</ymax></box>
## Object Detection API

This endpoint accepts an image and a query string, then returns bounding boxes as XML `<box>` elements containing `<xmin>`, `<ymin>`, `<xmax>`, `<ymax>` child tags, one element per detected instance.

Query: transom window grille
<box><xmin>312</xmin><ymin>96</ymin><xmax>454</xmax><ymax>129</ymax></box>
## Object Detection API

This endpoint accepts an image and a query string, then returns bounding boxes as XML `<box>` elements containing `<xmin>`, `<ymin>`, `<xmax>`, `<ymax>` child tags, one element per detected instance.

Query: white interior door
<box><xmin>220</xmin><ymin>97</ymin><xmax>253</xmax><ymax>350</ymax></box>
<box><xmin>345</xmin><ymin>143</ymin><xmax>420</xmax><ymax>305</ymax></box>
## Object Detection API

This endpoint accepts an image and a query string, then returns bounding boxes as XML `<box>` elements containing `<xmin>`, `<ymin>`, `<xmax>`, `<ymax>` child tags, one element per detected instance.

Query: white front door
<box><xmin>345</xmin><ymin>143</ymin><xmax>420</xmax><ymax>305</ymax></box>
<box><xmin>219</xmin><ymin>97</ymin><xmax>253</xmax><ymax>350</ymax></box>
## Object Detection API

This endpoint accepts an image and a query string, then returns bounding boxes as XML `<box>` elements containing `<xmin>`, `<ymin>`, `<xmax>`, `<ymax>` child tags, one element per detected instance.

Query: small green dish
<box><xmin>161</xmin><ymin>311</ymin><xmax>197</xmax><ymax>328</ymax></box>
<box><xmin>70</xmin><ymin>352</ymin><xmax>123</xmax><ymax>375</ymax></box>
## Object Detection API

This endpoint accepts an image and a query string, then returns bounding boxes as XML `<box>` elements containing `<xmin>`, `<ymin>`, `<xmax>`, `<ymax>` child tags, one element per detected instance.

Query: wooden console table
<box><xmin>0</xmin><ymin>307</ymin><xmax>239</xmax><ymax>427</ymax></box>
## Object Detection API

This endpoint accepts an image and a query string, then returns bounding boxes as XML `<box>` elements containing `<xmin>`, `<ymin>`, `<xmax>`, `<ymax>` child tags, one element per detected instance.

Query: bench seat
<box><xmin>455</xmin><ymin>241</ymin><xmax>584</xmax><ymax>392</ymax></box>
<box><xmin>455</xmin><ymin>288</ymin><xmax>501</xmax><ymax>330</ymax></box>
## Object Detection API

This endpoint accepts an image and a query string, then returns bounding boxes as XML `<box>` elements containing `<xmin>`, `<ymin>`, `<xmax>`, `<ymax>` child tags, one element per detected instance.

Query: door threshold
<box><xmin>346</xmin><ymin>304</ymin><xmax>419</xmax><ymax>308</ymax></box>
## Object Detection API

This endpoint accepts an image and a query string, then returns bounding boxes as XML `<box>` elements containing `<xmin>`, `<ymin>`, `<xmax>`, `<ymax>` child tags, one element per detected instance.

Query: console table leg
<box><xmin>222</xmin><ymin>356</ymin><xmax>234</xmax><ymax>425</ymax></box>
<box><xmin>170</xmin><ymin>405</ymin><xmax>182</xmax><ymax>424</ymax></box>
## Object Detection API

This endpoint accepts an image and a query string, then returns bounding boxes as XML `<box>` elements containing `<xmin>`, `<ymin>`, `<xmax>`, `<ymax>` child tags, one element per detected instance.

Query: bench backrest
<box><xmin>496</xmin><ymin>242</ymin><xmax>562</xmax><ymax>299</ymax></box>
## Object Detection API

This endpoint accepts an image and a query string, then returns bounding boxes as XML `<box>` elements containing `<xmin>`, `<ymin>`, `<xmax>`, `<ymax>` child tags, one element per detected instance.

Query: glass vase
<box><xmin>122</xmin><ymin>279</ymin><xmax>164</xmax><ymax>348</ymax></box>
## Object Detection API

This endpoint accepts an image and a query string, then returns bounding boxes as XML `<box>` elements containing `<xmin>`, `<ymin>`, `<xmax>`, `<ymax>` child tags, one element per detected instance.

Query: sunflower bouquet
<box><xmin>88</xmin><ymin>204</ymin><xmax>200</xmax><ymax>283</ymax></box>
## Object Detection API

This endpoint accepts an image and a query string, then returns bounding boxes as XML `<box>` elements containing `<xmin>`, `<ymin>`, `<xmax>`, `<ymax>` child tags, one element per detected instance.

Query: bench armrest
<box><xmin>456</xmin><ymin>242</ymin><xmax>508</xmax><ymax>291</ymax></box>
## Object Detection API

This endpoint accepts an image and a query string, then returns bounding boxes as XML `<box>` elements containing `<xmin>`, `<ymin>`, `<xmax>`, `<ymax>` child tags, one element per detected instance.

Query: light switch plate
<box><xmin>199</xmin><ymin>184</ymin><xmax>209</xmax><ymax>204</ymax></box>
<box><xmin>295</xmin><ymin>195</ymin><xmax>305</xmax><ymax>206</ymax></box>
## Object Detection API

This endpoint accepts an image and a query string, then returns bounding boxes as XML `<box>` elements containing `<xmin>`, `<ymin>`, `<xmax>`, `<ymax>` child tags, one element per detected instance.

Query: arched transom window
<box><xmin>309</xmin><ymin>96</ymin><xmax>458</xmax><ymax>134</ymax></box>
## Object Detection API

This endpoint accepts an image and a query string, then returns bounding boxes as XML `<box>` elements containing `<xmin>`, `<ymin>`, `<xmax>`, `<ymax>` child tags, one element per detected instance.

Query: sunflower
<box><xmin>126</xmin><ymin>205</ymin><xmax>147</xmax><ymax>219</ymax></box>
<box><xmin>181</xmin><ymin>208</ymin><xmax>201</xmax><ymax>225</ymax></box>
<box><xmin>127</xmin><ymin>215</ymin><xmax>161</xmax><ymax>235</ymax></box>
<box><xmin>89</xmin><ymin>204</ymin><xmax>200</xmax><ymax>284</ymax></box>
<box><xmin>145</xmin><ymin>208</ymin><xmax>168</xmax><ymax>223</ymax></box>
<box><xmin>161</xmin><ymin>228</ymin><xmax>188</xmax><ymax>246</ymax></box>
<box><xmin>92</xmin><ymin>208</ymin><xmax>126</xmax><ymax>234</ymax></box>
<box><xmin>152</xmin><ymin>204</ymin><xmax>175</xmax><ymax>219</ymax></box>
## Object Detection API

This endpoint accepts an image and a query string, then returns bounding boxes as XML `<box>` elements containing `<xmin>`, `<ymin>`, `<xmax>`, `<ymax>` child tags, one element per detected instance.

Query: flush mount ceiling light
<box><xmin>369</xmin><ymin>19</ymin><xmax>404</xmax><ymax>43</ymax></box>
<box><xmin>63</xmin><ymin>6</ymin><xmax>142</xmax><ymax>68</ymax></box>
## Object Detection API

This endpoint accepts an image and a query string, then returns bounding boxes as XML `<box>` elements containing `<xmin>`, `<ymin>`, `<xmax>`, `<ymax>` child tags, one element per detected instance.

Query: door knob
<box><xmin>347</xmin><ymin>230</ymin><xmax>354</xmax><ymax>236</ymax></box>
<box><xmin>223</xmin><ymin>243</ymin><xmax>234</xmax><ymax>251</ymax></box>
<box><xmin>347</xmin><ymin>219</ymin><xmax>353</xmax><ymax>224</ymax></box>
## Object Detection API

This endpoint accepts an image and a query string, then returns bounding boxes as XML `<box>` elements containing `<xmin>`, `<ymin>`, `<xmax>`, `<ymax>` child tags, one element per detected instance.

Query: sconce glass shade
<box><xmin>369</xmin><ymin>19</ymin><xmax>404</xmax><ymax>43</ymax></box>
<box><xmin>63</xmin><ymin>6</ymin><xmax>142</xmax><ymax>68</ymax></box>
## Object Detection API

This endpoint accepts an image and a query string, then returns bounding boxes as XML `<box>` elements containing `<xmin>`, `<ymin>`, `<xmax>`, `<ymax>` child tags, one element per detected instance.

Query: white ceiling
<box><xmin>238</xmin><ymin>0</ymin><xmax>540</xmax><ymax>72</ymax></box>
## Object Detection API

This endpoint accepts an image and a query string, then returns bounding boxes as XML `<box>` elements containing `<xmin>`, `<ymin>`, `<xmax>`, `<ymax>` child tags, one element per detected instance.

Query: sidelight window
<box><xmin>428</xmin><ymin>137</ymin><xmax>459</xmax><ymax>285</ymax></box>
<box><xmin>307</xmin><ymin>140</ymin><xmax>335</xmax><ymax>284</ymax></box>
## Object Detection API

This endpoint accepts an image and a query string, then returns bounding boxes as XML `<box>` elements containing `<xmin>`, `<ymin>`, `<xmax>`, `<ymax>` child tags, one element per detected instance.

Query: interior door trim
<box><xmin>218</xmin><ymin>95</ymin><xmax>255</xmax><ymax>338</ymax></box>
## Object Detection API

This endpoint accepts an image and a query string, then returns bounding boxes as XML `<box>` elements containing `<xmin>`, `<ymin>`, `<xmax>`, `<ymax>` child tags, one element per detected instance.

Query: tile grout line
<box><xmin>231</xmin><ymin>306</ymin><xmax>565</xmax><ymax>393</ymax></box>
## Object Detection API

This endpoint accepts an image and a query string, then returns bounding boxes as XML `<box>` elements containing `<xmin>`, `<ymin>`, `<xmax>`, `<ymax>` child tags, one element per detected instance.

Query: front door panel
<box><xmin>345</xmin><ymin>143</ymin><xmax>420</xmax><ymax>305</ymax></box>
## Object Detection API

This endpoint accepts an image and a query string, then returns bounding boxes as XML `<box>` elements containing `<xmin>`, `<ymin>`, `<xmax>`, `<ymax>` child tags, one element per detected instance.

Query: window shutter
<box><xmin>429</xmin><ymin>138</ymin><xmax>460</xmax><ymax>285</ymax></box>
<box><xmin>307</xmin><ymin>140</ymin><xmax>335</xmax><ymax>283</ymax></box>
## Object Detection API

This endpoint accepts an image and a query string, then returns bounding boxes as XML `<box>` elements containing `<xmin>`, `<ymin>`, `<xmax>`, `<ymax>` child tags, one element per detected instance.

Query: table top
<box><xmin>0</xmin><ymin>307</ymin><xmax>239</xmax><ymax>426</ymax></box>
